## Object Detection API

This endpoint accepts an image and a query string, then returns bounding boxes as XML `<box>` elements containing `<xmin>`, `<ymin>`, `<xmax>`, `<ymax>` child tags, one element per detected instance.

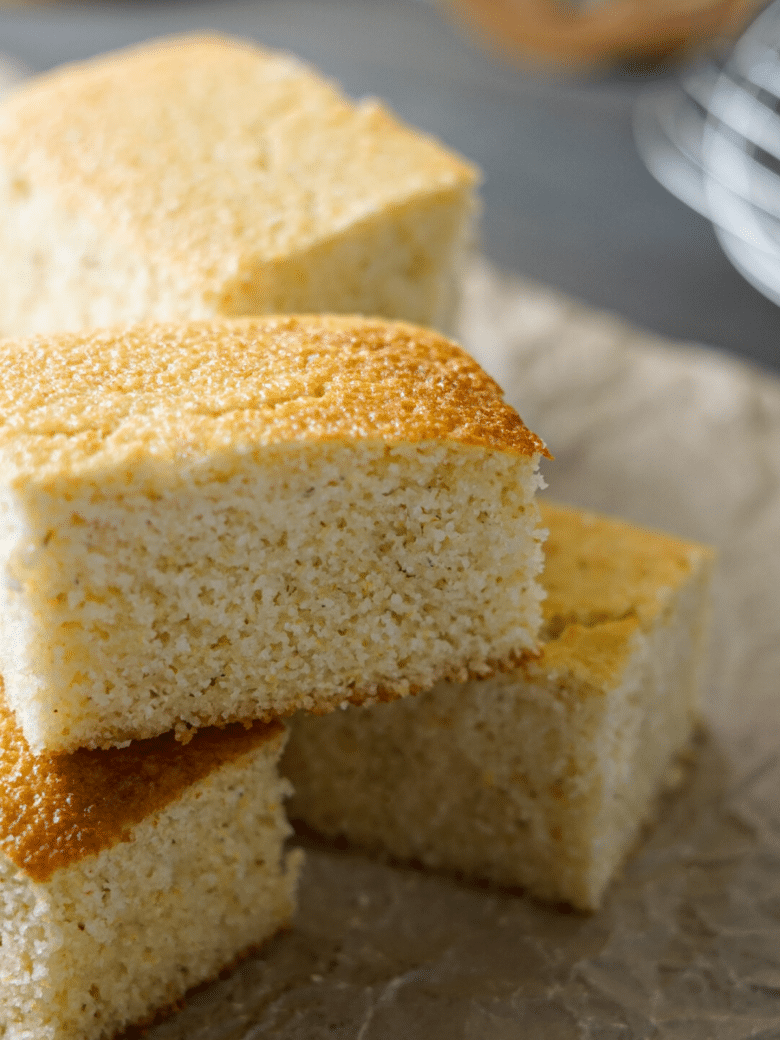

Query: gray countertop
<box><xmin>1</xmin><ymin>0</ymin><xmax>778</xmax><ymax>373</ymax></box>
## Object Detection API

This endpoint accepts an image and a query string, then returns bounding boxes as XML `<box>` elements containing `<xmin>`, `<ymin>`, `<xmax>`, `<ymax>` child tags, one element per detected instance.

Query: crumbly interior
<box><xmin>0</xmin><ymin>735</ymin><xmax>302</xmax><ymax>1040</ymax></box>
<box><xmin>0</xmin><ymin>440</ymin><xmax>544</xmax><ymax>753</ymax></box>
<box><xmin>0</xmin><ymin>174</ymin><xmax>472</xmax><ymax>337</ymax></box>
<box><xmin>283</xmin><ymin>506</ymin><xmax>714</xmax><ymax>911</ymax></box>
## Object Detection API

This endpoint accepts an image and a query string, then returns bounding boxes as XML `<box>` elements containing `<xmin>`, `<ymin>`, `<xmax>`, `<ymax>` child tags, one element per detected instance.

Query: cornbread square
<box><xmin>0</xmin><ymin>702</ymin><xmax>301</xmax><ymax>1040</ymax></box>
<box><xmin>284</xmin><ymin>500</ymin><xmax>715</xmax><ymax>911</ymax></box>
<box><xmin>0</xmin><ymin>33</ymin><xmax>477</xmax><ymax>337</ymax></box>
<box><xmin>0</xmin><ymin>314</ymin><xmax>548</xmax><ymax>753</ymax></box>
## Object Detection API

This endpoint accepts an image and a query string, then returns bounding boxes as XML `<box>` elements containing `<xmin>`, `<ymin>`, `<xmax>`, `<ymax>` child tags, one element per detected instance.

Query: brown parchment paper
<box><xmin>143</xmin><ymin>259</ymin><xmax>780</xmax><ymax>1040</ymax></box>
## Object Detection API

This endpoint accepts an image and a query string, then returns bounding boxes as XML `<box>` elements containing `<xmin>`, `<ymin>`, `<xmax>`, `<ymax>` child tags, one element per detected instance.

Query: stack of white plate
<box><xmin>635</xmin><ymin>1</ymin><xmax>780</xmax><ymax>308</ymax></box>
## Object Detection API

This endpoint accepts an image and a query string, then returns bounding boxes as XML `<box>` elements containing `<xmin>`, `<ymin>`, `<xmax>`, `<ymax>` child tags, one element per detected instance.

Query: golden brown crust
<box><xmin>0</xmin><ymin>34</ymin><xmax>476</xmax><ymax>292</ymax></box>
<box><xmin>0</xmin><ymin>315</ymin><xmax>548</xmax><ymax>483</ymax></box>
<box><xmin>539</xmin><ymin>499</ymin><xmax>714</xmax><ymax>636</ymax></box>
<box><xmin>0</xmin><ymin>688</ymin><xmax>284</xmax><ymax>883</ymax></box>
<box><xmin>528</xmin><ymin>499</ymin><xmax>716</xmax><ymax>690</ymax></box>
<box><xmin>532</xmin><ymin>617</ymin><xmax>639</xmax><ymax>690</ymax></box>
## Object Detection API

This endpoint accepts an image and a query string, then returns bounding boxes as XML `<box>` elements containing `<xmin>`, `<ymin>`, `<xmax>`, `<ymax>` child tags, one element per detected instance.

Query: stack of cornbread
<box><xmin>0</xmin><ymin>35</ymin><xmax>714</xmax><ymax>1040</ymax></box>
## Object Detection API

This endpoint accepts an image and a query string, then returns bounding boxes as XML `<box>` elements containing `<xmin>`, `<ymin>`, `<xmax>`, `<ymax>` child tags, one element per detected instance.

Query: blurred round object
<box><xmin>633</xmin><ymin>0</ymin><xmax>780</xmax><ymax>311</ymax></box>
<box><xmin>442</xmin><ymin>0</ymin><xmax>762</xmax><ymax>69</ymax></box>
<box><xmin>633</xmin><ymin>57</ymin><xmax>723</xmax><ymax>219</ymax></box>
<box><xmin>702</xmin><ymin>0</ymin><xmax>780</xmax><ymax>305</ymax></box>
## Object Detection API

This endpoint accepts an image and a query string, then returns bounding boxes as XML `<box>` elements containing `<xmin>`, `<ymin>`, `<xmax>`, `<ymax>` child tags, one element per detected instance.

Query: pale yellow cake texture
<box><xmin>0</xmin><ymin>699</ymin><xmax>302</xmax><ymax>1040</ymax></box>
<box><xmin>284</xmin><ymin>500</ymin><xmax>715</xmax><ymax>911</ymax></box>
<box><xmin>0</xmin><ymin>314</ymin><xmax>548</xmax><ymax>754</ymax></box>
<box><xmin>0</xmin><ymin>33</ymin><xmax>477</xmax><ymax>336</ymax></box>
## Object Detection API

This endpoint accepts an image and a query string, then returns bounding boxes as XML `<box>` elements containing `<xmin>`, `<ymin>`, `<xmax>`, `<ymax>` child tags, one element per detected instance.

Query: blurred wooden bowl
<box><xmin>442</xmin><ymin>0</ymin><xmax>763</xmax><ymax>68</ymax></box>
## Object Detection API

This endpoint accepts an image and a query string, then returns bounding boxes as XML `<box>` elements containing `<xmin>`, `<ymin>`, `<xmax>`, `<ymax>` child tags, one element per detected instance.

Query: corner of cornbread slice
<box><xmin>0</xmin><ymin>693</ymin><xmax>301</xmax><ymax>1040</ymax></box>
<box><xmin>0</xmin><ymin>314</ymin><xmax>549</xmax><ymax>753</ymax></box>
<box><xmin>283</xmin><ymin>499</ymin><xmax>715</xmax><ymax>912</ymax></box>
<box><xmin>0</xmin><ymin>33</ymin><xmax>478</xmax><ymax>336</ymax></box>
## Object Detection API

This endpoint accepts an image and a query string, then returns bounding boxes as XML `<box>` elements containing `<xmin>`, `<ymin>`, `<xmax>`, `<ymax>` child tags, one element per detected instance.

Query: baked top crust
<box><xmin>0</xmin><ymin>689</ymin><xmax>284</xmax><ymax>883</ymax></box>
<box><xmin>0</xmin><ymin>34</ymin><xmax>476</xmax><ymax>288</ymax></box>
<box><xmin>540</xmin><ymin>499</ymin><xmax>712</xmax><ymax>630</ymax></box>
<box><xmin>533</xmin><ymin>499</ymin><xmax>715</xmax><ymax>688</ymax></box>
<box><xmin>0</xmin><ymin>314</ymin><xmax>548</xmax><ymax>484</ymax></box>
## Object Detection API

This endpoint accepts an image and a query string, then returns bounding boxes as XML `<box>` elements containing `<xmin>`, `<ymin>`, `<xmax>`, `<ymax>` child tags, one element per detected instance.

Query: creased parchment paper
<box><xmin>143</xmin><ymin>259</ymin><xmax>780</xmax><ymax>1040</ymax></box>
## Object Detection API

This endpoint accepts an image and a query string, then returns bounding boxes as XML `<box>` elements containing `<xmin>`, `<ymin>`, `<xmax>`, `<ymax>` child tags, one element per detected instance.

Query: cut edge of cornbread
<box><xmin>0</xmin><ymin>713</ymin><xmax>302</xmax><ymax>1040</ymax></box>
<box><xmin>0</xmin><ymin>34</ymin><xmax>478</xmax><ymax>337</ymax></box>
<box><xmin>0</xmin><ymin>315</ymin><xmax>548</xmax><ymax>753</ymax></box>
<box><xmin>283</xmin><ymin>500</ymin><xmax>715</xmax><ymax>911</ymax></box>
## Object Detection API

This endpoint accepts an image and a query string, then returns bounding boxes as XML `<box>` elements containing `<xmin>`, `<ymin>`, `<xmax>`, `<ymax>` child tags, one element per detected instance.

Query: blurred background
<box><xmin>1</xmin><ymin>0</ymin><xmax>779</xmax><ymax>374</ymax></box>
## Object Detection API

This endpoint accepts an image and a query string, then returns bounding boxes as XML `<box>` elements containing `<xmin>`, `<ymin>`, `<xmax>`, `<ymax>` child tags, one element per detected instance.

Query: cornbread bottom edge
<box><xmin>0</xmin><ymin>729</ymin><xmax>302</xmax><ymax>1040</ymax></box>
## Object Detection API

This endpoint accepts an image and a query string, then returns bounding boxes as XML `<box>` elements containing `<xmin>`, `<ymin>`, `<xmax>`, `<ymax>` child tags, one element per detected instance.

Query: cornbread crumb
<box><xmin>0</xmin><ymin>705</ymin><xmax>301</xmax><ymax>1040</ymax></box>
<box><xmin>0</xmin><ymin>314</ymin><xmax>548</xmax><ymax>753</ymax></box>
<box><xmin>0</xmin><ymin>34</ymin><xmax>477</xmax><ymax>336</ymax></box>
<box><xmin>284</xmin><ymin>500</ymin><xmax>715</xmax><ymax>911</ymax></box>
